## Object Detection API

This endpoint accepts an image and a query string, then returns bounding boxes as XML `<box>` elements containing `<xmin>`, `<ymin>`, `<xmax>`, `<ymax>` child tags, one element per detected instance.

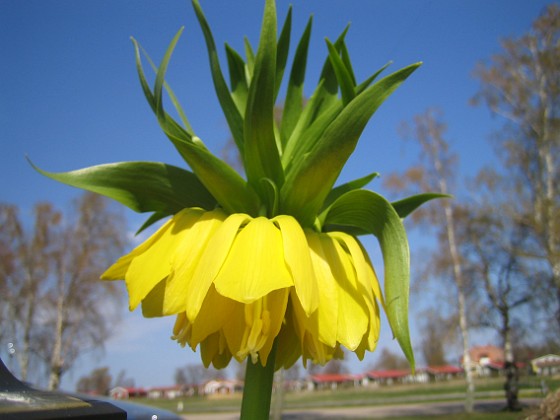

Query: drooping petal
<box><xmin>200</xmin><ymin>331</ymin><xmax>232</xmax><ymax>369</ymax></box>
<box><xmin>305</xmin><ymin>231</ymin><xmax>338</xmax><ymax>348</ymax></box>
<box><xmin>255</xmin><ymin>288</ymin><xmax>289</xmax><ymax>366</ymax></box>
<box><xmin>101</xmin><ymin>216</ymin><xmax>174</xmax><ymax>280</ymax></box>
<box><xmin>156</xmin><ymin>209</ymin><xmax>227</xmax><ymax>315</ymax></box>
<box><xmin>190</xmin><ymin>285</ymin><xmax>237</xmax><ymax>346</ymax></box>
<box><xmin>322</xmin><ymin>233</ymin><xmax>369</xmax><ymax>351</ymax></box>
<box><xmin>214</xmin><ymin>217</ymin><xmax>293</xmax><ymax>303</ymax></box>
<box><xmin>126</xmin><ymin>209</ymin><xmax>203</xmax><ymax>310</ymax></box>
<box><xmin>273</xmin><ymin>215</ymin><xmax>318</xmax><ymax>315</ymax></box>
<box><xmin>185</xmin><ymin>213</ymin><xmax>252</xmax><ymax>321</ymax></box>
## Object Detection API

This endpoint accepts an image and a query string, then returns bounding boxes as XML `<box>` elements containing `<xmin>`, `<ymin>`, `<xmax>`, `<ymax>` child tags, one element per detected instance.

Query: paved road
<box><xmin>182</xmin><ymin>398</ymin><xmax>541</xmax><ymax>419</ymax></box>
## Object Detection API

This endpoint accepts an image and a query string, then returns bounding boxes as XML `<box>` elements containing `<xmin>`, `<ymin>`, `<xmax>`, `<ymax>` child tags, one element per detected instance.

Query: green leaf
<box><xmin>137</xmin><ymin>42</ymin><xmax>193</xmax><ymax>133</ymax></box>
<box><xmin>280</xmin><ymin>15</ymin><xmax>312</xmax><ymax>148</ymax></box>
<box><xmin>392</xmin><ymin>193</ymin><xmax>451</xmax><ymax>219</ymax></box>
<box><xmin>225</xmin><ymin>44</ymin><xmax>249</xmax><ymax>116</ymax></box>
<box><xmin>137</xmin><ymin>27</ymin><xmax>260</xmax><ymax>217</ymax></box>
<box><xmin>322</xmin><ymin>189</ymin><xmax>414</xmax><ymax>368</ymax></box>
<box><xmin>243</xmin><ymin>0</ymin><xmax>284</xmax><ymax>190</ymax></box>
<box><xmin>275</xmin><ymin>5</ymin><xmax>292</xmax><ymax>101</ymax></box>
<box><xmin>326</xmin><ymin>39</ymin><xmax>355</xmax><ymax>106</ymax></box>
<box><xmin>158</xmin><ymin>132</ymin><xmax>261</xmax><ymax>216</ymax></box>
<box><xmin>243</xmin><ymin>37</ymin><xmax>255</xmax><ymax>81</ymax></box>
<box><xmin>132</xmin><ymin>37</ymin><xmax>191</xmax><ymax>143</ymax></box>
<box><xmin>339</xmin><ymin>41</ymin><xmax>357</xmax><ymax>87</ymax></box>
<box><xmin>192</xmin><ymin>0</ymin><xmax>244</xmax><ymax>154</ymax></box>
<box><xmin>281</xmin><ymin>62</ymin><xmax>422</xmax><ymax>226</ymax></box>
<box><xmin>322</xmin><ymin>172</ymin><xmax>380</xmax><ymax>211</ymax></box>
<box><xmin>29</xmin><ymin>160</ymin><xmax>216</xmax><ymax>214</ymax></box>
<box><xmin>356</xmin><ymin>61</ymin><xmax>392</xmax><ymax>95</ymax></box>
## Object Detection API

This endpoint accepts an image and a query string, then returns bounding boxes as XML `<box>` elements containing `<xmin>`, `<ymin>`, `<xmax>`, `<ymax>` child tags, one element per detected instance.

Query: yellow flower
<box><xmin>102</xmin><ymin>207</ymin><xmax>383</xmax><ymax>368</ymax></box>
<box><xmin>39</xmin><ymin>0</ymin><xmax>429</xmax><ymax>375</ymax></box>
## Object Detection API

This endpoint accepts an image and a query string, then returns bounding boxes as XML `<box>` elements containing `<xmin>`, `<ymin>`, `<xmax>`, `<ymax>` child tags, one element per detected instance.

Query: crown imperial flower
<box><xmin>35</xmin><ymin>0</ymin><xmax>443</xmax><ymax>375</ymax></box>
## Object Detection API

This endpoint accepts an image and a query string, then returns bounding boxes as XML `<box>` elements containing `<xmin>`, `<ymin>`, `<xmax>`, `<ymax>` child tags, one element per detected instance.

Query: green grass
<box><xmin>129</xmin><ymin>376</ymin><xmax>555</xmax><ymax>417</ymax></box>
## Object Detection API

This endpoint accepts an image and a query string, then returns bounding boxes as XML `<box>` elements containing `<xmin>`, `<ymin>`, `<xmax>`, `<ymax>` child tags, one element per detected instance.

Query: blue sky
<box><xmin>1</xmin><ymin>0</ymin><xmax>553</xmax><ymax>390</ymax></box>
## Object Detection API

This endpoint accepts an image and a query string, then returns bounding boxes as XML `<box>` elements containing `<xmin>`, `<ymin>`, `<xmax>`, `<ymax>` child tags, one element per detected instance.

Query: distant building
<box><xmin>466</xmin><ymin>345</ymin><xmax>505</xmax><ymax>376</ymax></box>
<box><xmin>425</xmin><ymin>366</ymin><xmax>463</xmax><ymax>381</ymax></box>
<box><xmin>531</xmin><ymin>354</ymin><xmax>560</xmax><ymax>376</ymax></box>
<box><xmin>109</xmin><ymin>386</ymin><xmax>147</xmax><ymax>400</ymax></box>
<box><xmin>309</xmin><ymin>373</ymin><xmax>362</xmax><ymax>390</ymax></box>
<box><xmin>202</xmin><ymin>379</ymin><xmax>243</xmax><ymax>396</ymax></box>
<box><xmin>365</xmin><ymin>369</ymin><xmax>423</xmax><ymax>385</ymax></box>
<box><xmin>147</xmin><ymin>385</ymin><xmax>193</xmax><ymax>399</ymax></box>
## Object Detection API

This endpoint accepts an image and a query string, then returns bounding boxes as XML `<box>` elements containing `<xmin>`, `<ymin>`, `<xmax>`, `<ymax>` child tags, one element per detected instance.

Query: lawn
<box><xmin>131</xmin><ymin>376</ymin><xmax>555</xmax><ymax>417</ymax></box>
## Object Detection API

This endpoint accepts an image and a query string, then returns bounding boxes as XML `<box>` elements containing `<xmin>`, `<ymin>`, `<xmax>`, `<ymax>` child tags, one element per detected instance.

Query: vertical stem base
<box><xmin>240</xmin><ymin>343</ymin><xmax>277</xmax><ymax>420</ymax></box>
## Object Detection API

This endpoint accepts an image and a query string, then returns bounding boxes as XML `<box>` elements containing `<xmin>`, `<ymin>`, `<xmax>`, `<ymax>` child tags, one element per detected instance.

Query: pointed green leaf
<box><xmin>280</xmin><ymin>16</ymin><xmax>312</xmax><ymax>147</ymax></box>
<box><xmin>30</xmin><ymin>160</ymin><xmax>216</xmax><ymax>214</ymax></box>
<box><xmin>192</xmin><ymin>0</ymin><xmax>244</xmax><ymax>154</ymax></box>
<box><xmin>137</xmin><ymin>42</ymin><xmax>193</xmax><ymax>133</ymax></box>
<box><xmin>157</xmin><ymin>131</ymin><xmax>261</xmax><ymax>216</ymax></box>
<box><xmin>281</xmin><ymin>62</ymin><xmax>421</xmax><ymax>226</ymax></box>
<box><xmin>243</xmin><ymin>37</ymin><xmax>255</xmax><ymax>81</ymax></box>
<box><xmin>275</xmin><ymin>6</ymin><xmax>292</xmax><ymax>101</ymax></box>
<box><xmin>339</xmin><ymin>41</ymin><xmax>357</xmax><ymax>87</ymax></box>
<box><xmin>356</xmin><ymin>61</ymin><xmax>392</xmax><ymax>95</ymax></box>
<box><xmin>322</xmin><ymin>172</ymin><xmax>380</xmax><ymax>211</ymax></box>
<box><xmin>322</xmin><ymin>189</ymin><xmax>414</xmax><ymax>368</ymax></box>
<box><xmin>326</xmin><ymin>39</ymin><xmax>355</xmax><ymax>106</ymax></box>
<box><xmin>225</xmin><ymin>44</ymin><xmax>249</xmax><ymax>116</ymax></box>
<box><xmin>243</xmin><ymin>0</ymin><xmax>284</xmax><ymax>189</ymax></box>
<box><xmin>392</xmin><ymin>193</ymin><xmax>450</xmax><ymax>219</ymax></box>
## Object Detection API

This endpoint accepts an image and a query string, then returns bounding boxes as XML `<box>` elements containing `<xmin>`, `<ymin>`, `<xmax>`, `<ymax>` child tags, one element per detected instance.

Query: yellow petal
<box><xmin>306</xmin><ymin>232</ymin><xmax>338</xmax><ymax>348</ymax></box>
<box><xmin>200</xmin><ymin>331</ymin><xmax>232</xmax><ymax>369</ymax></box>
<box><xmin>256</xmin><ymin>288</ymin><xmax>289</xmax><ymax>366</ymax></box>
<box><xmin>100</xmin><ymin>216</ymin><xmax>175</xmax><ymax>280</ymax></box>
<box><xmin>185</xmin><ymin>213</ymin><xmax>252</xmax><ymax>321</ymax></box>
<box><xmin>329</xmin><ymin>232</ymin><xmax>381</xmax><ymax>346</ymax></box>
<box><xmin>213</xmin><ymin>217</ymin><xmax>293</xmax><ymax>303</ymax></box>
<box><xmin>190</xmin><ymin>285</ymin><xmax>237</xmax><ymax>346</ymax></box>
<box><xmin>125</xmin><ymin>209</ymin><xmax>202</xmax><ymax>310</ymax></box>
<box><xmin>158</xmin><ymin>209</ymin><xmax>226</xmax><ymax>316</ymax></box>
<box><xmin>325</xmin><ymin>233</ymin><xmax>369</xmax><ymax>351</ymax></box>
<box><xmin>273</xmin><ymin>216</ymin><xmax>318</xmax><ymax>315</ymax></box>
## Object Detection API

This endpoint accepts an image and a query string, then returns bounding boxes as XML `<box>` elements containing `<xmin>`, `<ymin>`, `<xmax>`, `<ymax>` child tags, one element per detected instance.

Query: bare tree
<box><xmin>384</xmin><ymin>108</ymin><xmax>475</xmax><ymax>411</ymax></box>
<box><xmin>471</xmin><ymin>4</ymin><xmax>560</xmax><ymax>330</ymax></box>
<box><xmin>371</xmin><ymin>348</ymin><xmax>409</xmax><ymax>371</ymax></box>
<box><xmin>76</xmin><ymin>366</ymin><xmax>112</xmax><ymax>395</ymax></box>
<box><xmin>0</xmin><ymin>203</ymin><xmax>59</xmax><ymax>382</ymax></box>
<box><xmin>457</xmin><ymin>205</ymin><xmax>533</xmax><ymax>411</ymax></box>
<box><xmin>0</xmin><ymin>193</ymin><xmax>127</xmax><ymax>389</ymax></box>
<box><xmin>418</xmin><ymin>309</ymin><xmax>456</xmax><ymax>367</ymax></box>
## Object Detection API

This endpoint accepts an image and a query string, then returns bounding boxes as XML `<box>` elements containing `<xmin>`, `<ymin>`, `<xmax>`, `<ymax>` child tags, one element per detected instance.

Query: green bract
<box><xmin>34</xmin><ymin>0</ymin><xmax>445</xmax><ymax>369</ymax></box>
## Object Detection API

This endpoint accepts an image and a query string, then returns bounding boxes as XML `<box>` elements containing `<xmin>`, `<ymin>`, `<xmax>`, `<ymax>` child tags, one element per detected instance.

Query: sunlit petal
<box><xmin>214</xmin><ymin>217</ymin><xmax>293</xmax><ymax>303</ymax></box>
<box><xmin>273</xmin><ymin>216</ymin><xmax>319</xmax><ymax>315</ymax></box>
<box><xmin>305</xmin><ymin>232</ymin><xmax>338</xmax><ymax>348</ymax></box>
<box><xmin>185</xmin><ymin>213</ymin><xmax>252</xmax><ymax>321</ymax></box>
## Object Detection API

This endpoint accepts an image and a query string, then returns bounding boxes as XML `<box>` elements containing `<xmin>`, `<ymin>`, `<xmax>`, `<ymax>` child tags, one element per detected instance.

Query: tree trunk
<box><xmin>48</xmin><ymin>266</ymin><xmax>66</xmax><ymax>391</ymax></box>
<box><xmin>502</xmin><ymin>313</ymin><xmax>521</xmax><ymax>411</ymax></box>
<box><xmin>439</xmin><ymin>168</ymin><xmax>475</xmax><ymax>413</ymax></box>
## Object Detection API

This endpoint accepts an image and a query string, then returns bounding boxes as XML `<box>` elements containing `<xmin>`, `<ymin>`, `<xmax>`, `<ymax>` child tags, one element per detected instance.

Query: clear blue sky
<box><xmin>1</xmin><ymin>0</ymin><xmax>552</xmax><ymax>390</ymax></box>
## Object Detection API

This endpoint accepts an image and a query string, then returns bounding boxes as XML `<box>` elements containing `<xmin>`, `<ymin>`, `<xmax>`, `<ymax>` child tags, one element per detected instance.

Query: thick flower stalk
<box><xmin>34</xmin><ymin>0</ymin><xmax>444</xmax><ymax>416</ymax></box>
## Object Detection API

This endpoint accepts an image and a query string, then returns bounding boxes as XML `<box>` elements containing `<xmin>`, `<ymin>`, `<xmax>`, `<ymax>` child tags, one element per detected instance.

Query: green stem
<box><xmin>240</xmin><ymin>342</ymin><xmax>277</xmax><ymax>420</ymax></box>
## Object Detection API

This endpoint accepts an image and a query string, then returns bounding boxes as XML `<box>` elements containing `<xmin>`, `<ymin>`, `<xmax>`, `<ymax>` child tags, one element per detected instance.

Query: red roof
<box><xmin>366</xmin><ymin>370</ymin><xmax>411</xmax><ymax>379</ymax></box>
<box><xmin>311</xmin><ymin>373</ymin><xmax>360</xmax><ymax>383</ymax></box>
<box><xmin>426</xmin><ymin>366</ymin><xmax>463</xmax><ymax>375</ymax></box>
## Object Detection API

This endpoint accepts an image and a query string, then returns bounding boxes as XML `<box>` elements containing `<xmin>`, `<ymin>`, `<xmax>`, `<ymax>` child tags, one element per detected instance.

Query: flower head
<box><xmin>36</xmin><ymin>0</ymin><xmax>443</xmax><ymax>370</ymax></box>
